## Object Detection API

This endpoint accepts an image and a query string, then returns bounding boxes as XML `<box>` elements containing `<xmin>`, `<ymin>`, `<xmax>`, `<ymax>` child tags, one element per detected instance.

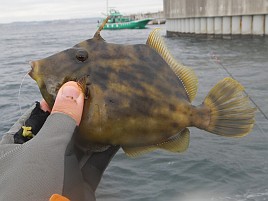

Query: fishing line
<box><xmin>18</xmin><ymin>71</ymin><xmax>31</xmax><ymax>119</ymax></box>
<box><xmin>255</xmin><ymin>120</ymin><xmax>267</xmax><ymax>138</ymax></box>
<box><xmin>209</xmin><ymin>51</ymin><xmax>268</xmax><ymax>121</ymax></box>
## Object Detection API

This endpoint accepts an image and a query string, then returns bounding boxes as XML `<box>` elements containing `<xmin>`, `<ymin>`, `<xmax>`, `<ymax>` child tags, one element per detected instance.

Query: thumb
<box><xmin>52</xmin><ymin>81</ymin><xmax>84</xmax><ymax>125</ymax></box>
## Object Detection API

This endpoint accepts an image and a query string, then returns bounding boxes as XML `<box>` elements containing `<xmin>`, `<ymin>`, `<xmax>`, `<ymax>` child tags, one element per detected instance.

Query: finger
<box><xmin>40</xmin><ymin>99</ymin><xmax>51</xmax><ymax>112</ymax></box>
<box><xmin>52</xmin><ymin>81</ymin><xmax>84</xmax><ymax>125</ymax></box>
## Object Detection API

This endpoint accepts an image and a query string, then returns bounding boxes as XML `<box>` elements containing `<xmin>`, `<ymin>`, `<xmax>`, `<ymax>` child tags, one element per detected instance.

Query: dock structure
<box><xmin>164</xmin><ymin>0</ymin><xmax>268</xmax><ymax>37</ymax></box>
<box><xmin>133</xmin><ymin>11</ymin><xmax>166</xmax><ymax>25</ymax></box>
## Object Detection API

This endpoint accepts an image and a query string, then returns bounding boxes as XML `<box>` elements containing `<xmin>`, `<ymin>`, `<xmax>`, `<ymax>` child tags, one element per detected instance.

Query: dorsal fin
<box><xmin>146</xmin><ymin>29</ymin><xmax>198</xmax><ymax>102</ymax></box>
<box><xmin>93</xmin><ymin>16</ymin><xmax>110</xmax><ymax>40</ymax></box>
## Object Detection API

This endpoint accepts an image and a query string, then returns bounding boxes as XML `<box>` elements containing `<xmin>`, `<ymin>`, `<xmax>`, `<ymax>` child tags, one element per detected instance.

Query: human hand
<box><xmin>12</xmin><ymin>81</ymin><xmax>84</xmax><ymax>144</ymax></box>
<box><xmin>0</xmin><ymin>81</ymin><xmax>119</xmax><ymax>201</ymax></box>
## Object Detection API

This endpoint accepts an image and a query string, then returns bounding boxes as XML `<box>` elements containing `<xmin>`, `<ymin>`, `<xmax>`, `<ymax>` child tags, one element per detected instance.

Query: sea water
<box><xmin>0</xmin><ymin>18</ymin><xmax>267</xmax><ymax>201</ymax></box>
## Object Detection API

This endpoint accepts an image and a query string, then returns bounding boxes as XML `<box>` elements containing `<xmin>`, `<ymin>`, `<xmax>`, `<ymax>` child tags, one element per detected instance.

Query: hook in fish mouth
<box><xmin>77</xmin><ymin>75</ymin><xmax>91</xmax><ymax>100</ymax></box>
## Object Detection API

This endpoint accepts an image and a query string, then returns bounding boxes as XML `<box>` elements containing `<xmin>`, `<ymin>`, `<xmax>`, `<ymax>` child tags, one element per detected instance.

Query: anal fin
<box><xmin>157</xmin><ymin>128</ymin><xmax>190</xmax><ymax>153</ymax></box>
<box><xmin>123</xmin><ymin>128</ymin><xmax>190</xmax><ymax>157</ymax></box>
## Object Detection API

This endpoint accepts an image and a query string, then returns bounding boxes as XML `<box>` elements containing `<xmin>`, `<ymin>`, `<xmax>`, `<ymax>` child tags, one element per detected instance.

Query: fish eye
<box><xmin>75</xmin><ymin>49</ymin><xmax>88</xmax><ymax>62</ymax></box>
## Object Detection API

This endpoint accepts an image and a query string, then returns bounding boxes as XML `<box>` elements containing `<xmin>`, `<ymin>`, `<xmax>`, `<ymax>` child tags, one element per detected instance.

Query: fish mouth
<box><xmin>28</xmin><ymin>61</ymin><xmax>36</xmax><ymax>80</ymax></box>
<box><xmin>77</xmin><ymin>75</ymin><xmax>91</xmax><ymax>99</ymax></box>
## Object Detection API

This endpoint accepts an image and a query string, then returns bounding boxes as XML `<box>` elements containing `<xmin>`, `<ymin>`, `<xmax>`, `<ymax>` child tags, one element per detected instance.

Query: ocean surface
<box><xmin>0</xmin><ymin>18</ymin><xmax>267</xmax><ymax>201</ymax></box>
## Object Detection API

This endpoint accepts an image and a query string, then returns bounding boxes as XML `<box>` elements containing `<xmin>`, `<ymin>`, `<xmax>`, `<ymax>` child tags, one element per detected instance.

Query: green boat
<box><xmin>100</xmin><ymin>9</ymin><xmax>152</xmax><ymax>30</ymax></box>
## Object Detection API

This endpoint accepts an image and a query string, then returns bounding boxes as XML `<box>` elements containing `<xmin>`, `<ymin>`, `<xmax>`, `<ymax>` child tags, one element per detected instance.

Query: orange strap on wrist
<box><xmin>49</xmin><ymin>194</ymin><xmax>70</xmax><ymax>201</ymax></box>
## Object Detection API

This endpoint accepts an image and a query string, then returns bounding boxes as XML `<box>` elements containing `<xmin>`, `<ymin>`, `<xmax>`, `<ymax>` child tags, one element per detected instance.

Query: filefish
<box><xmin>29</xmin><ymin>18</ymin><xmax>255</xmax><ymax>157</ymax></box>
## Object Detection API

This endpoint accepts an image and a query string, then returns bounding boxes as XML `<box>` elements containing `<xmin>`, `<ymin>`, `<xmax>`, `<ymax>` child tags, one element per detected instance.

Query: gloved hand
<box><xmin>0</xmin><ymin>81</ymin><xmax>119</xmax><ymax>201</ymax></box>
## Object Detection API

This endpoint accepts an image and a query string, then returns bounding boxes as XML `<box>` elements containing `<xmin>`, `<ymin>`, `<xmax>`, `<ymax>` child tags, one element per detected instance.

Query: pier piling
<box><xmin>164</xmin><ymin>0</ymin><xmax>268</xmax><ymax>37</ymax></box>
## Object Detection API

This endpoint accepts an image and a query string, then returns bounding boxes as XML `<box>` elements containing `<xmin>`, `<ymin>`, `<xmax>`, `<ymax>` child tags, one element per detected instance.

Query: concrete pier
<box><xmin>134</xmin><ymin>11</ymin><xmax>166</xmax><ymax>25</ymax></box>
<box><xmin>164</xmin><ymin>0</ymin><xmax>268</xmax><ymax>37</ymax></box>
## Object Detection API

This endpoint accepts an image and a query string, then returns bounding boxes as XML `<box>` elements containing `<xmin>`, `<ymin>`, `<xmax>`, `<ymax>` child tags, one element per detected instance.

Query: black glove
<box><xmin>13</xmin><ymin>101</ymin><xmax>50</xmax><ymax>144</ymax></box>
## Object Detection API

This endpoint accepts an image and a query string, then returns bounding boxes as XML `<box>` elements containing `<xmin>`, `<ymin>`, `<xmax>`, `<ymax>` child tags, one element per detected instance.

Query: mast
<box><xmin>106</xmin><ymin>0</ymin><xmax>109</xmax><ymax>16</ymax></box>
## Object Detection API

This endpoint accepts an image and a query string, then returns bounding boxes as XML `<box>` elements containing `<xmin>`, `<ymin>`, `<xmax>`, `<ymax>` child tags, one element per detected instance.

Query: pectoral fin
<box><xmin>122</xmin><ymin>128</ymin><xmax>190</xmax><ymax>157</ymax></box>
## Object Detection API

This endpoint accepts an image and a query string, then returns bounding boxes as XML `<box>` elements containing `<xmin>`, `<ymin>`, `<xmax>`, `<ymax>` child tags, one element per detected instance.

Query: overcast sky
<box><xmin>0</xmin><ymin>0</ymin><xmax>163</xmax><ymax>23</ymax></box>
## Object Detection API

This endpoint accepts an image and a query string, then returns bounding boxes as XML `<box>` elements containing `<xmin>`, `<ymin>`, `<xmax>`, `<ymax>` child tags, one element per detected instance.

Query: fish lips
<box><xmin>28</xmin><ymin>60</ymin><xmax>54</xmax><ymax>107</ymax></box>
<box><xmin>28</xmin><ymin>60</ymin><xmax>42</xmax><ymax>82</ymax></box>
<box><xmin>28</xmin><ymin>61</ymin><xmax>36</xmax><ymax>80</ymax></box>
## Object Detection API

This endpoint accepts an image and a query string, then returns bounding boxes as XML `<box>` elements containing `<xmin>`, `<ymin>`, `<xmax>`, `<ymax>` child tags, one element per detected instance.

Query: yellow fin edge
<box><xmin>146</xmin><ymin>29</ymin><xmax>198</xmax><ymax>102</ymax></box>
<box><xmin>122</xmin><ymin>128</ymin><xmax>190</xmax><ymax>157</ymax></box>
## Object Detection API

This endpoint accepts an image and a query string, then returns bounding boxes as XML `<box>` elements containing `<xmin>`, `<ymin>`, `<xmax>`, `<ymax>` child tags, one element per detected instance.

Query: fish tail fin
<box><xmin>201</xmin><ymin>77</ymin><xmax>256</xmax><ymax>137</ymax></box>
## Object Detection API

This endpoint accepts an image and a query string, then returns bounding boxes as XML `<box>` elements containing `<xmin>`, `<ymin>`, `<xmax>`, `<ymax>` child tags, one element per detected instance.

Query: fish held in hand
<box><xmin>29</xmin><ymin>19</ymin><xmax>256</xmax><ymax>157</ymax></box>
